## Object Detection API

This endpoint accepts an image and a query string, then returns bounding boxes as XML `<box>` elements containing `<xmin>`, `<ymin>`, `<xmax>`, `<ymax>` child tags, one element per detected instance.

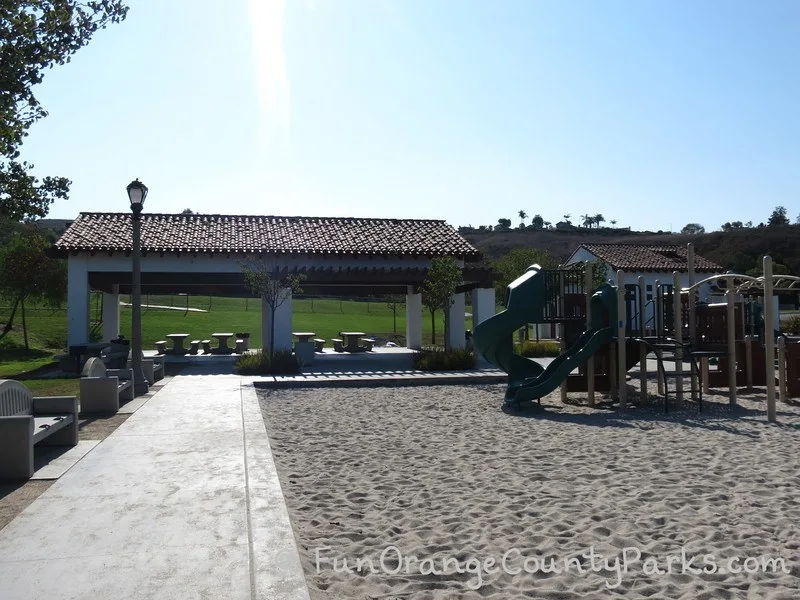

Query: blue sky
<box><xmin>23</xmin><ymin>0</ymin><xmax>799</xmax><ymax>232</ymax></box>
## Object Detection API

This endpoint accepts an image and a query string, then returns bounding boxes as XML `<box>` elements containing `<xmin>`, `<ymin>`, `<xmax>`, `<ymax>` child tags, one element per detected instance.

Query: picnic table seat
<box><xmin>313</xmin><ymin>338</ymin><xmax>326</xmax><ymax>352</ymax></box>
<box><xmin>127</xmin><ymin>350</ymin><xmax>164</xmax><ymax>384</ymax></box>
<box><xmin>155</xmin><ymin>341</ymin><xmax>168</xmax><ymax>354</ymax></box>
<box><xmin>189</xmin><ymin>340</ymin><xmax>201</xmax><ymax>355</ymax></box>
<box><xmin>332</xmin><ymin>338</ymin><xmax>344</xmax><ymax>352</ymax></box>
<box><xmin>234</xmin><ymin>338</ymin><xmax>246</xmax><ymax>354</ymax></box>
<box><xmin>360</xmin><ymin>337</ymin><xmax>376</xmax><ymax>351</ymax></box>
<box><xmin>0</xmin><ymin>379</ymin><xmax>79</xmax><ymax>480</ymax></box>
<box><xmin>80</xmin><ymin>357</ymin><xmax>133</xmax><ymax>414</ymax></box>
<box><xmin>201</xmin><ymin>340</ymin><xmax>212</xmax><ymax>354</ymax></box>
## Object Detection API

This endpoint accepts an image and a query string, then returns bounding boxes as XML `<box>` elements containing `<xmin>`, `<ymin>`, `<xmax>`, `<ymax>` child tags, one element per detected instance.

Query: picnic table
<box><xmin>165</xmin><ymin>333</ymin><xmax>190</xmax><ymax>355</ymax></box>
<box><xmin>68</xmin><ymin>342</ymin><xmax>110</xmax><ymax>375</ymax></box>
<box><xmin>292</xmin><ymin>332</ymin><xmax>316</xmax><ymax>365</ymax></box>
<box><xmin>292</xmin><ymin>332</ymin><xmax>316</xmax><ymax>343</ymax></box>
<box><xmin>211</xmin><ymin>332</ymin><xmax>235</xmax><ymax>354</ymax></box>
<box><xmin>340</xmin><ymin>332</ymin><xmax>366</xmax><ymax>352</ymax></box>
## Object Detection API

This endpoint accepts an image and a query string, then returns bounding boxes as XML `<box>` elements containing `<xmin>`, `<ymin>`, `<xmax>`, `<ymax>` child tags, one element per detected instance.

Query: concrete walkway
<box><xmin>0</xmin><ymin>373</ymin><xmax>310</xmax><ymax>600</ymax></box>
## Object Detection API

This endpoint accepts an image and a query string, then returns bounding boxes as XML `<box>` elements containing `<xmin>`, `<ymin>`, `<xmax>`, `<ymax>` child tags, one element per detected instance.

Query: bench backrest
<box><xmin>82</xmin><ymin>357</ymin><xmax>107</xmax><ymax>378</ymax></box>
<box><xmin>0</xmin><ymin>379</ymin><xmax>34</xmax><ymax>416</ymax></box>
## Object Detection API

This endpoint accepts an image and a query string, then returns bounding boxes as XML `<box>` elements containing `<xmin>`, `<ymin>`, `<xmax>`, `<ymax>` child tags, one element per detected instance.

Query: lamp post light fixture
<box><xmin>127</xmin><ymin>178</ymin><xmax>149</xmax><ymax>396</ymax></box>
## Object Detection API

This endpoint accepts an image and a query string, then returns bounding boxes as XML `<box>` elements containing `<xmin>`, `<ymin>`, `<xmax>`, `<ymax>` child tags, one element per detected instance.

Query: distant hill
<box><xmin>462</xmin><ymin>225</ymin><xmax>800</xmax><ymax>275</ymax></box>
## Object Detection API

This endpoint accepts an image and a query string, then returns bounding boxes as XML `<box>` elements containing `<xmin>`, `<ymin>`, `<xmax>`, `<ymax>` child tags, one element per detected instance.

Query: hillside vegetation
<box><xmin>463</xmin><ymin>225</ymin><xmax>800</xmax><ymax>275</ymax></box>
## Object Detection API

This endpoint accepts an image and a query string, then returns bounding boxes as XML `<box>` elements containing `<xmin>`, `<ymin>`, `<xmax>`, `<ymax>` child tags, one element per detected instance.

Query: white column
<box><xmin>262</xmin><ymin>289</ymin><xmax>293</xmax><ymax>353</ymax></box>
<box><xmin>67</xmin><ymin>256</ymin><xmax>90</xmax><ymax>346</ymax></box>
<box><xmin>471</xmin><ymin>287</ymin><xmax>496</xmax><ymax>329</ymax></box>
<box><xmin>102</xmin><ymin>284</ymin><xmax>120</xmax><ymax>341</ymax></box>
<box><xmin>447</xmin><ymin>292</ymin><xmax>466</xmax><ymax>349</ymax></box>
<box><xmin>405</xmin><ymin>286</ymin><xmax>422</xmax><ymax>349</ymax></box>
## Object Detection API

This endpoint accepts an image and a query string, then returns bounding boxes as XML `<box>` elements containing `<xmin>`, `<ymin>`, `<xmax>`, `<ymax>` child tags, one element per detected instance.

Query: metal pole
<box><xmin>638</xmin><ymin>276</ymin><xmax>647</xmax><ymax>402</ymax></box>
<box><xmin>764</xmin><ymin>256</ymin><xmax>776</xmax><ymax>421</ymax></box>
<box><xmin>617</xmin><ymin>270</ymin><xmax>627</xmax><ymax>409</ymax></box>
<box><xmin>131</xmin><ymin>211</ymin><xmax>149</xmax><ymax>395</ymax></box>
<box><xmin>745</xmin><ymin>334</ymin><xmax>753</xmax><ymax>390</ymax></box>
<box><xmin>726</xmin><ymin>287</ymin><xmax>737</xmax><ymax>406</ymax></box>
<box><xmin>778</xmin><ymin>335</ymin><xmax>787</xmax><ymax>403</ymax></box>
<box><xmin>585</xmin><ymin>262</ymin><xmax>595</xmax><ymax>407</ymax></box>
<box><xmin>673</xmin><ymin>271</ymin><xmax>683</xmax><ymax>401</ymax></box>
<box><xmin>559</xmin><ymin>266</ymin><xmax>567</xmax><ymax>404</ymax></box>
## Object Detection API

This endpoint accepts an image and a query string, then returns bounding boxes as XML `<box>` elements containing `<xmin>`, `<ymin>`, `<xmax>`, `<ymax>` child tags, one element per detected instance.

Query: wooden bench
<box><xmin>189</xmin><ymin>340</ymin><xmax>201</xmax><ymax>355</ymax></box>
<box><xmin>155</xmin><ymin>340</ymin><xmax>168</xmax><ymax>354</ymax></box>
<box><xmin>332</xmin><ymin>338</ymin><xmax>344</xmax><ymax>352</ymax></box>
<box><xmin>0</xmin><ymin>379</ymin><xmax>79</xmax><ymax>480</ymax></box>
<box><xmin>234</xmin><ymin>339</ymin><xmax>246</xmax><ymax>353</ymax></box>
<box><xmin>313</xmin><ymin>338</ymin><xmax>326</xmax><ymax>352</ymax></box>
<box><xmin>360</xmin><ymin>337</ymin><xmax>376</xmax><ymax>351</ymax></box>
<box><xmin>201</xmin><ymin>340</ymin><xmax>212</xmax><ymax>354</ymax></box>
<box><xmin>80</xmin><ymin>357</ymin><xmax>133</xmax><ymax>414</ymax></box>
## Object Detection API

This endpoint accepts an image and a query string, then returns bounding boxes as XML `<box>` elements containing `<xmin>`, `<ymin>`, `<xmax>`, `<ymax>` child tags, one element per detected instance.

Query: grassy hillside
<box><xmin>463</xmin><ymin>225</ymin><xmax>800</xmax><ymax>274</ymax></box>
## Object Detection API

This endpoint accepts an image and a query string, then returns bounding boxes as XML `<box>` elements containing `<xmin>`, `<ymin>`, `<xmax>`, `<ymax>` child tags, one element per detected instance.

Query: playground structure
<box><xmin>473</xmin><ymin>245</ymin><xmax>800</xmax><ymax>423</ymax></box>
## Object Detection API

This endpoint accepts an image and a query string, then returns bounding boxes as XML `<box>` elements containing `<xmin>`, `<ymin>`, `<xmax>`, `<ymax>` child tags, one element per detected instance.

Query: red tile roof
<box><xmin>54</xmin><ymin>213</ymin><xmax>481</xmax><ymax>260</ymax></box>
<box><xmin>577</xmin><ymin>243</ymin><xmax>723</xmax><ymax>272</ymax></box>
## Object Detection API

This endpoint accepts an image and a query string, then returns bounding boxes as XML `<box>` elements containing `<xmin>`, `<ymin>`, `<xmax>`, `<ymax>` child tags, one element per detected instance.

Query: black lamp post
<box><xmin>127</xmin><ymin>178</ymin><xmax>149</xmax><ymax>395</ymax></box>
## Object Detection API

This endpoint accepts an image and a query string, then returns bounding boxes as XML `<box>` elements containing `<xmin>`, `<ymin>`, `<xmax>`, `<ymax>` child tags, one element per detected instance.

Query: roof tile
<box><xmin>54</xmin><ymin>213</ymin><xmax>481</xmax><ymax>259</ymax></box>
<box><xmin>580</xmin><ymin>243</ymin><xmax>723</xmax><ymax>272</ymax></box>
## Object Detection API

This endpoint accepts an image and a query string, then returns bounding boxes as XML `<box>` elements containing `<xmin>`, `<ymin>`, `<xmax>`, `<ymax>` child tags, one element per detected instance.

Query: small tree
<box><xmin>0</xmin><ymin>227</ymin><xmax>66</xmax><ymax>347</ymax></box>
<box><xmin>421</xmin><ymin>257</ymin><xmax>462</xmax><ymax>345</ymax></box>
<box><xmin>496</xmin><ymin>218</ymin><xmax>511</xmax><ymax>231</ymax></box>
<box><xmin>240</xmin><ymin>259</ymin><xmax>304</xmax><ymax>359</ymax></box>
<box><xmin>681</xmin><ymin>223</ymin><xmax>705</xmax><ymax>235</ymax></box>
<box><xmin>530</xmin><ymin>214</ymin><xmax>544</xmax><ymax>229</ymax></box>
<box><xmin>518</xmin><ymin>210</ymin><xmax>527</xmax><ymax>228</ymax></box>
<box><xmin>181</xmin><ymin>208</ymin><xmax>194</xmax><ymax>215</ymax></box>
<box><xmin>385</xmin><ymin>294</ymin><xmax>404</xmax><ymax>335</ymax></box>
<box><xmin>581</xmin><ymin>214</ymin><xmax>593</xmax><ymax>228</ymax></box>
<box><xmin>563</xmin><ymin>214</ymin><xmax>572</xmax><ymax>225</ymax></box>
<box><xmin>593</xmin><ymin>213</ymin><xmax>605</xmax><ymax>228</ymax></box>
<box><xmin>768</xmin><ymin>206</ymin><xmax>789</xmax><ymax>226</ymax></box>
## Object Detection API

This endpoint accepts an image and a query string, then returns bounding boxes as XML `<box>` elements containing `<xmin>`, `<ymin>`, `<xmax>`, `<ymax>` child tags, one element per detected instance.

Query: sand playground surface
<box><xmin>259</xmin><ymin>382</ymin><xmax>800</xmax><ymax>600</ymax></box>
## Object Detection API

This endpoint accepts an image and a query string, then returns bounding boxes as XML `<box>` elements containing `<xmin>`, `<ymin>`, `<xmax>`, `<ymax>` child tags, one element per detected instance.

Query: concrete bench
<box><xmin>360</xmin><ymin>337</ymin><xmax>376</xmax><ymax>351</ymax></box>
<box><xmin>0</xmin><ymin>379</ymin><xmax>79</xmax><ymax>480</ymax></box>
<box><xmin>234</xmin><ymin>339</ymin><xmax>246</xmax><ymax>353</ymax></box>
<box><xmin>313</xmin><ymin>338</ymin><xmax>326</xmax><ymax>352</ymax></box>
<box><xmin>155</xmin><ymin>341</ymin><xmax>167</xmax><ymax>354</ymax></box>
<box><xmin>80</xmin><ymin>357</ymin><xmax>133</xmax><ymax>414</ymax></box>
<box><xmin>189</xmin><ymin>340</ymin><xmax>201</xmax><ymax>355</ymax></box>
<box><xmin>332</xmin><ymin>338</ymin><xmax>344</xmax><ymax>352</ymax></box>
<box><xmin>128</xmin><ymin>351</ymin><xmax>163</xmax><ymax>384</ymax></box>
<box><xmin>201</xmin><ymin>340</ymin><xmax>212</xmax><ymax>354</ymax></box>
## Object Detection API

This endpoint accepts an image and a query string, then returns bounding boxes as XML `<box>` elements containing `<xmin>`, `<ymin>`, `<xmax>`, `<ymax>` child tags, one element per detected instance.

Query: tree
<box><xmin>581</xmin><ymin>214</ymin><xmax>593</xmax><ymax>228</ymax></box>
<box><xmin>517</xmin><ymin>210</ymin><xmax>527</xmax><ymax>228</ymax></box>
<box><xmin>1</xmin><ymin>2</ymin><xmax>129</xmax><ymax>223</ymax></box>
<box><xmin>0</xmin><ymin>226</ymin><xmax>66</xmax><ymax>347</ymax></box>
<box><xmin>420</xmin><ymin>257</ymin><xmax>462</xmax><ymax>345</ymax></box>
<box><xmin>385</xmin><ymin>294</ymin><xmax>404</xmax><ymax>335</ymax></box>
<box><xmin>768</xmin><ymin>206</ymin><xmax>789</xmax><ymax>226</ymax></box>
<box><xmin>181</xmin><ymin>208</ymin><xmax>194</xmax><ymax>215</ymax></box>
<box><xmin>563</xmin><ymin>214</ymin><xmax>572</xmax><ymax>225</ymax></box>
<box><xmin>496</xmin><ymin>218</ymin><xmax>511</xmax><ymax>231</ymax></box>
<box><xmin>493</xmin><ymin>248</ymin><xmax>558</xmax><ymax>306</ymax></box>
<box><xmin>543</xmin><ymin>220</ymin><xmax>552</xmax><ymax>229</ymax></box>
<box><xmin>240</xmin><ymin>260</ymin><xmax>304</xmax><ymax>358</ymax></box>
<box><xmin>593</xmin><ymin>213</ymin><xmax>605</xmax><ymax>228</ymax></box>
<box><xmin>681</xmin><ymin>223</ymin><xmax>705</xmax><ymax>235</ymax></box>
<box><xmin>610</xmin><ymin>220</ymin><xmax>617</xmax><ymax>226</ymax></box>
<box><xmin>530</xmin><ymin>214</ymin><xmax>544</xmax><ymax>229</ymax></box>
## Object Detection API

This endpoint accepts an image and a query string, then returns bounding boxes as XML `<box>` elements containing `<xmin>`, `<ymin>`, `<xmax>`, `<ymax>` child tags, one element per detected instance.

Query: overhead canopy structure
<box><xmin>53</xmin><ymin>212</ymin><xmax>497</xmax><ymax>349</ymax></box>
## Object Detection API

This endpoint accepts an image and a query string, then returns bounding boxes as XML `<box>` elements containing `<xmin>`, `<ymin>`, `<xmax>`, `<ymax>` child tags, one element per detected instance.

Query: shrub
<box><xmin>783</xmin><ymin>314</ymin><xmax>800</xmax><ymax>335</ymax></box>
<box><xmin>517</xmin><ymin>340</ymin><xmax>561</xmax><ymax>358</ymax></box>
<box><xmin>234</xmin><ymin>349</ymin><xmax>301</xmax><ymax>375</ymax></box>
<box><xmin>412</xmin><ymin>347</ymin><xmax>476</xmax><ymax>371</ymax></box>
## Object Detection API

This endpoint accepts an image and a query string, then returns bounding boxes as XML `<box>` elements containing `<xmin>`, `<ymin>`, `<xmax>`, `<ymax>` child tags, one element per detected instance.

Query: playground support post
<box><xmin>638</xmin><ymin>275</ymin><xmax>647</xmax><ymax>402</ymax></box>
<box><xmin>726</xmin><ymin>288</ymin><xmax>737</xmax><ymax>406</ymax></box>
<box><xmin>617</xmin><ymin>270</ymin><xmax>627</xmax><ymax>409</ymax></box>
<box><xmin>585</xmin><ymin>262</ymin><xmax>595</xmax><ymax>407</ymax></box>
<box><xmin>745</xmin><ymin>335</ymin><xmax>753</xmax><ymax>390</ymax></box>
<box><xmin>673</xmin><ymin>271</ymin><xmax>683</xmax><ymax>400</ymax></box>
<box><xmin>655</xmin><ymin>278</ymin><xmax>665</xmax><ymax>395</ymax></box>
<box><xmin>687</xmin><ymin>246</ymin><xmax>699</xmax><ymax>398</ymax></box>
<box><xmin>559</xmin><ymin>267</ymin><xmax>568</xmax><ymax>404</ymax></box>
<box><xmin>764</xmin><ymin>256</ymin><xmax>776</xmax><ymax>422</ymax></box>
<box><xmin>778</xmin><ymin>335</ymin><xmax>787</xmax><ymax>403</ymax></box>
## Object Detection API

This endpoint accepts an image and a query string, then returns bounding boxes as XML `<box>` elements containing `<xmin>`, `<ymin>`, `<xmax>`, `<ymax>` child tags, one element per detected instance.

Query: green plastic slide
<box><xmin>473</xmin><ymin>265</ymin><xmax>618</xmax><ymax>406</ymax></box>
